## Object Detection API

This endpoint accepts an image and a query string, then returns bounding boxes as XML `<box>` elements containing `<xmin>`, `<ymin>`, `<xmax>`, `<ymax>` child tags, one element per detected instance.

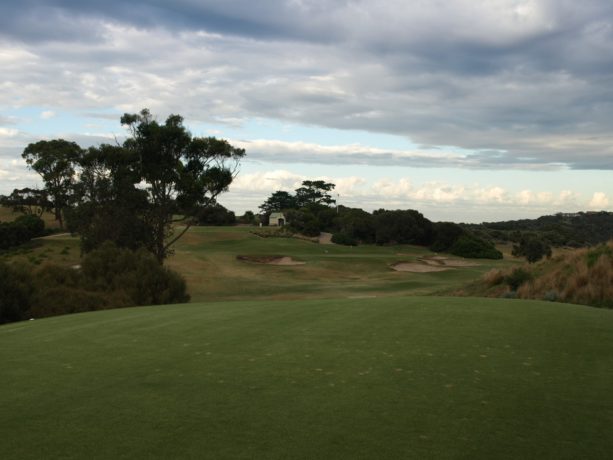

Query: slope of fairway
<box><xmin>166</xmin><ymin>226</ymin><xmax>512</xmax><ymax>301</ymax></box>
<box><xmin>2</xmin><ymin>297</ymin><xmax>612</xmax><ymax>459</ymax></box>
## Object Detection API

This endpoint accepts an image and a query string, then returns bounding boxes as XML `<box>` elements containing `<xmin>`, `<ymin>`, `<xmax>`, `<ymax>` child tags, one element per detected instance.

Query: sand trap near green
<box><xmin>2</xmin><ymin>296</ymin><xmax>613</xmax><ymax>459</ymax></box>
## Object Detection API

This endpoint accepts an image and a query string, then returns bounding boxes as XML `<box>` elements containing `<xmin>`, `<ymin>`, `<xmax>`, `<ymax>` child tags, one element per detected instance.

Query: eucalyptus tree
<box><xmin>120</xmin><ymin>109</ymin><xmax>245</xmax><ymax>262</ymax></box>
<box><xmin>22</xmin><ymin>139</ymin><xmax>83</xmax><ymax>228</ymax></box>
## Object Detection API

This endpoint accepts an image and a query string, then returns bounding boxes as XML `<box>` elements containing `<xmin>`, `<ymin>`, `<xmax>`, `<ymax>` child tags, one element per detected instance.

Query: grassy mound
<box><xmin>2</xmin><ymin>296</ymin><xmax>613</xmax><ymax>459</ymax></box>
<box><xmin>464</xmin><ymin>241</ymin><xmax>613</xmax><ymax>308</ymax></box>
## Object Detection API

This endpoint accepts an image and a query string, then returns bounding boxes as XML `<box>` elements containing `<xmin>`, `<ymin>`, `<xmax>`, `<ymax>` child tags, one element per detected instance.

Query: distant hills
<box><xmin>464</xmin><ymin>211</ymin><xmax>613</xmax><ymax>247</ymax></box>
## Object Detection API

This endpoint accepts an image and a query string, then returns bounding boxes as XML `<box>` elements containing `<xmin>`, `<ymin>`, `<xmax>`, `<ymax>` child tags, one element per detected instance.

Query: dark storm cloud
<box><xmin>2</xmin><ymin>0</ymin><xmax>613</xmax><ymax>169</ymax></box>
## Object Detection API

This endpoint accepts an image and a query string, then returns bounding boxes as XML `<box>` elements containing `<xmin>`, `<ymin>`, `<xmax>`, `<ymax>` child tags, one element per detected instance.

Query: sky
<box><xmin>1</xmin><ymin>0</ymin><xmax>612</xmax><ymax>223</ymax></box>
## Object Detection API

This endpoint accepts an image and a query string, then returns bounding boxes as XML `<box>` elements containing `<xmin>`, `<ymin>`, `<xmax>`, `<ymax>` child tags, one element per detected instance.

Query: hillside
<box><xmin>459</xmin><ymin>241</ymin><xmax>613</xmax><ymax>308</ymax></box>
<box><xmin>2</xmin><ymin>296</ymin><xmax>613</xmax><ymax>459</ymax></box>
<box><xmin>465</xmin><ymin>211</ymin><xmax>613</xmax><ymax>247</ymax></box>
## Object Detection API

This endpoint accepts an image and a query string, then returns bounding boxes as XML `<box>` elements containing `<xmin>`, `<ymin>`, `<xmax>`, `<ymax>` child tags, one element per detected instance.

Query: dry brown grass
<box><xmin>511</xmin><ymin>241</ymin><xmax>613</xmax><ymax>308</ymax></box>
<box><xmin>482</xmin><ymin>268</ymin><xmax>505</xmax><ymax>286</ymax></box>
<box><xmin>0</xmin><ymin>206</ymin><xmax>61</xmax><ymax>229</ymax></box>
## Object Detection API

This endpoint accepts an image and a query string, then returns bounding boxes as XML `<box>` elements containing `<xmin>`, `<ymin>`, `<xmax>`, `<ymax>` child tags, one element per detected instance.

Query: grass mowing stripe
<box><xmin>2</xmin><ymin>296</ymin><xmax>613</xmax><ymax>459</ymax></box>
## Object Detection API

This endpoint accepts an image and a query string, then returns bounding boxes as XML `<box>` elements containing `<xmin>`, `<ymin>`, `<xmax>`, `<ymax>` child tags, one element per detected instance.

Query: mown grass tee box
<box><xmin>2</xmin><ymin>296</ymin><xmax>612</xmax><ymax>459</ymax></box>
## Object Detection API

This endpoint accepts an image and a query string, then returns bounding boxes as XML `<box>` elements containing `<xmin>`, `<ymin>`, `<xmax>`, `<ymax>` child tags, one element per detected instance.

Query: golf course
<box><xmin>2</xmin><ymin>226</ymin><xmax>613</xmax><ymax>459</ymax></box>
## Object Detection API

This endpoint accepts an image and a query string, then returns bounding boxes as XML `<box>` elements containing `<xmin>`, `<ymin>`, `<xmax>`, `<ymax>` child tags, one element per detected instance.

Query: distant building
<box><xmin>269</xmin><ymin>212</ymin><xmax>287</xmax><ymax>226</ymax></box>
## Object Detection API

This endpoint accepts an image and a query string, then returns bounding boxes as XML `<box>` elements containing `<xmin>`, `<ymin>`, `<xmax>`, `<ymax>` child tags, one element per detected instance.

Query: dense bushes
<box><xmin>373</xmin><ymin>209</ymin><xmax>434</xmax><ymax>245</ymax></box>
<box><xmin>430</xmin><ymin>222</ymin><xmax>465</xmax><ymax>252</ymax></box>
<box><xmin>0</xmin><ymin>262</ymin><xmax>34</xmax><ymax>324</ymax></box>
<box><xmin>1</xmin><ymin>242</ymin><xmax>190</xmax><ymax>323</ymax></box>
<box><xmin>505</xmin><ymin>268</ymin><xmax>533</xmax><ymax>291</ymax></box>
<box><xmin>512</xmin><ymin>235</ymin><xmax>552</xmax><ymax>263</ymax></box>
<box><xmin>336</xmin><ymin>208</ymin><xmax>375</xmax><ymax>244</ymax></box>
<box><xmin>470</xmin><ymin>211</ymin><xmax>613</xmax><ymax>248</ymax></box>
<box><xmin>449</xmin><ymin>235</ymin><xmax>503</xmax><ymax>259</ymax></box>
<box><xmin>277</xmin><ymin>205</ymin><xmax>502</xmax><ymax>258</ymax></box>
<box><xmin>286</xmin><ymin>209</ymin><xmax>322</xmax><ymax>236</ymax></box>
<box><xmin>0</xmin><ymin>215</ymin><xmax>46</xmax><ymax>250</ymax></box>
<box><xmin>80</xmin><ymin>242</ymin><xmax>189</xmax><ymax>306</ymax></box>
<box><xmin>195</xmin><ymin>204</ymin><xmax>236</xmax><ymax>226</ymax></box>
<box><xmin>331</xmin><ymin>232</ymin><xmax>358</xmax><ymax>246</ymax></box>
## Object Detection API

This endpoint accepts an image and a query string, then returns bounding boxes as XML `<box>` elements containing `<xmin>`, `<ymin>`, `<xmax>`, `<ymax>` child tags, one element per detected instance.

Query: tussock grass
<box><xmin>467</xmin><ymin>241</ymin><xmax>613</xmax><ymax>308</ymax></box>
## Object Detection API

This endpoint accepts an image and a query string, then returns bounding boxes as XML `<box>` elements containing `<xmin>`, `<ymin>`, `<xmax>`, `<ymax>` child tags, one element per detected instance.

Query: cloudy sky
<box><xmin>1</xmin><ymin>0</ymin><xmax>612</xmax><ymax>222</ymax></box>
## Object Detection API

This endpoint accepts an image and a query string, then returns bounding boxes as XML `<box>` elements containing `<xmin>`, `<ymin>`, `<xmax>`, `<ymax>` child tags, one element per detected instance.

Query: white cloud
<box><xmin>231</xmin><ymin>170</ymin><xmax>304</xmax><ymax>193</ymax></box>
<box><xmin>0</xmin><ymin>127</ymin><xmax>19</xmax><ymax>137</ymax></box>
<box><xmin>589</xmin><ymin>192</ymin><xmax>609</xmax><ymax>209</ymax></box>
<box><xmin>372</xmin><ymin>178</ymin><xmax>413</xmax><ymax>197</ymax></box>
<box><xmin>40</xmin><ymin>110</ymin><xmax>55</xmax><ymax>119</ymax></box>
<box><xmin>224</xmin><ymin>170</ymin><xmax>587</xmax><ymax>219</ymax></box>
<box><xmin>1</xmin><ymin>3</ymin><xmax>613</xmax><ymax>170</ymax></box>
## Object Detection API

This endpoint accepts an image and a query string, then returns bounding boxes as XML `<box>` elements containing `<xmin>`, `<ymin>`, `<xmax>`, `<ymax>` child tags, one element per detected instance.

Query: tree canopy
<box><xmin>295</xmin><ymin>180</ymin><xmax>336</xmax><ymax>208</ymax></box>
<box><xmin>119</xmin><ymin>109</ymin><xmax>245</xmax><ymax>261</ymax></box>
<box><xmin>259</xmin><ymin>191</ymin><xmax>297</xmax><ymax>214</ymax></box>
<box><xmin>23</xmin><ymin>109</ymin><xmax>245</xmax><ymax>263</ymax></box>
<box><xmin>0</xmin><ymin>188</ymin><xmax>52</xmax><ymax>217</ymax></box>
<box><xmin>22</xmin><ymin>139</ymin><xmax>82</xmax><ymax>228</ymax></box>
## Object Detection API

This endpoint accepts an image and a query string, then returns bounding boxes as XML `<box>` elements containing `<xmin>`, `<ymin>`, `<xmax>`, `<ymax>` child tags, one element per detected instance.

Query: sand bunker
<box><xmin>237</xmin><ymin>255</ymin><xmax>306</xmax><ymax>266</ymax></box>
<box><xmin>391</xmin><ymin>262</ymin><xmax>450</xmax><ymax>272</ymax></box>
<box><xmin>438</xmin><ymin>259</ymin><xmax>479</xmax><ymax>267</ymax></box>
<box><xmin>391</xmin><ymin>255</ymin><xmax>479</xmax><ymax>272</ymax></box>
<box><xmin>419</xmin><ymin>256</ymin><xmax>479</xmax><ymax>267</ymax></box>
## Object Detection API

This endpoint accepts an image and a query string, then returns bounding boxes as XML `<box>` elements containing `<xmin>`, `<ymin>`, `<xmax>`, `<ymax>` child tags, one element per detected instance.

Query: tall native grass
<box><xmin>480</xmin><ymin>241</ymin><xmax>613</xmax><ymax>308</ymax></box>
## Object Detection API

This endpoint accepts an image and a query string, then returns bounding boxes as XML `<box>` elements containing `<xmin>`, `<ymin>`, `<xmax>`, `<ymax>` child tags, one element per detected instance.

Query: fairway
<box><xmin>2</xmin><ymin>296</ymin><xmax>612</xmax><ymax>459</ymax></box>
<box><xmin>165</xmin><ymin>226</ymin><xmax>512</xmax><ymax>301</ymax></box>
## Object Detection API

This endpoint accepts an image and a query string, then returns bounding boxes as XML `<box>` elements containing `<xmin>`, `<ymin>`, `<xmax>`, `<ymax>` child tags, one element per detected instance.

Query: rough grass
<box><xmin>1</xmin><ymin>296</ymin><xmax>613</xmax><ymax>459</ymax></box>
<box><xmin>0</xmin><ymin>233</ymin><xmax>80</xmax><ymax>267</ymax></box>
<box><xmin>463</xmin><ymin>241</ymin><xmax>613</xmax><ymax>308</ymax></box>
<box><xmin>0</xmin><ymin>205</ymin><xmax>60</xmax><ymax>228</ymax></box>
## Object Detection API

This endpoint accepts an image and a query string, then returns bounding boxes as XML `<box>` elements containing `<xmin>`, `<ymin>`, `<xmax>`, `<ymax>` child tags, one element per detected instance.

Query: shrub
<box><xmin>430</xmin><ymin>222</ymin><xmax>465</xmax><ymax>252</ymax></box>
<box><xmin>0</xmin><ymin>262</ymin><xmax>33</xmax><ymax>323</ymax></box>
<box><xmin>373</xmin><ymin>209</ymin><xmax>434</xmax><ymax>245</ymax></box>
<box><xmin>0</xmin><ymin>215</ymin><xmax>45</xmax><ymax>251</ymax></box>
<box><xmin>14</xmin><ymin>214</ymin><xmax>45</xmax><ymax>238</ymax></box>
<box><xmin>286</xmin><ymin>209</ymin><xmax>321</xmax><ymax>237</ymax></box>
<box><xmin>512</xmin><ymin>235</ymin><xmax>552</xmax><ymax>263</ymax></box>
<box><xmin>195</xmin><ymin>204</ymin><xmax>236</xmax><ymax>226</ymax></box>
<box><xmin>31</xmin><ymin>285</ymin><xmax>110</xmax><ymax>318</ymax></box>
<box><xmin>25</xmin><ymin>242</ymin><xmax>190</xmax><ymax>320</ymax></box>
<box><xmin>331</xmin><ymin>232</ymin><xmax>358</xmax><ymax>246</ymax></box>
<box><xmin>505</xmin><ymin>267</ymin><xmax>533</xmax><ymax>291</ymax></box>
<box><xmin>337</xmin><ymin>207</ymin><xmax>375</xmax><ymax>244</ymax></box>
<box><xmin>449</xmin><ymin>235</ymin><xmax>503</xmax><ymax>259</ymax></box>
<box><xmin>81</xmin><ymin>242</ymin><xmax>190</xmax><ymax>305</ymax></box>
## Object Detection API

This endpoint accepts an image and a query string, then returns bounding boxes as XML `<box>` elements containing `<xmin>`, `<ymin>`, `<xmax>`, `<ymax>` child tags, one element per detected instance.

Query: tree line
<box><xmin>14</xmin><ymin>109</ymin><xmax>245</xmax><ymax>263</ymax></box>
<box><xmin>1</xmin><ymin>109</ymin><xmax>244</xmax><ymax>324</ymax></box>
<box><xmin>256</xmin><ymin>182</ymin><xmax>503</xmax><ymax>260</ymax></box>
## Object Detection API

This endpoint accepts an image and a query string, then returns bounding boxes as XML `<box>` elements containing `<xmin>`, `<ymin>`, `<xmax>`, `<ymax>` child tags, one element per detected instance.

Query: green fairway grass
<box><xmin>165</xmin><ymin>226</ymin><xmax>514</xmax><ymax>301</ymax></box>
<box><xmin>3</xmin><ymin>225</ymin><xmax>513</xmax><ymax>301</ymax></box>
<box><xmin>2</xmin><ymin>296</ymin><xmax>612</xmax><ymax>459</ymax></box>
